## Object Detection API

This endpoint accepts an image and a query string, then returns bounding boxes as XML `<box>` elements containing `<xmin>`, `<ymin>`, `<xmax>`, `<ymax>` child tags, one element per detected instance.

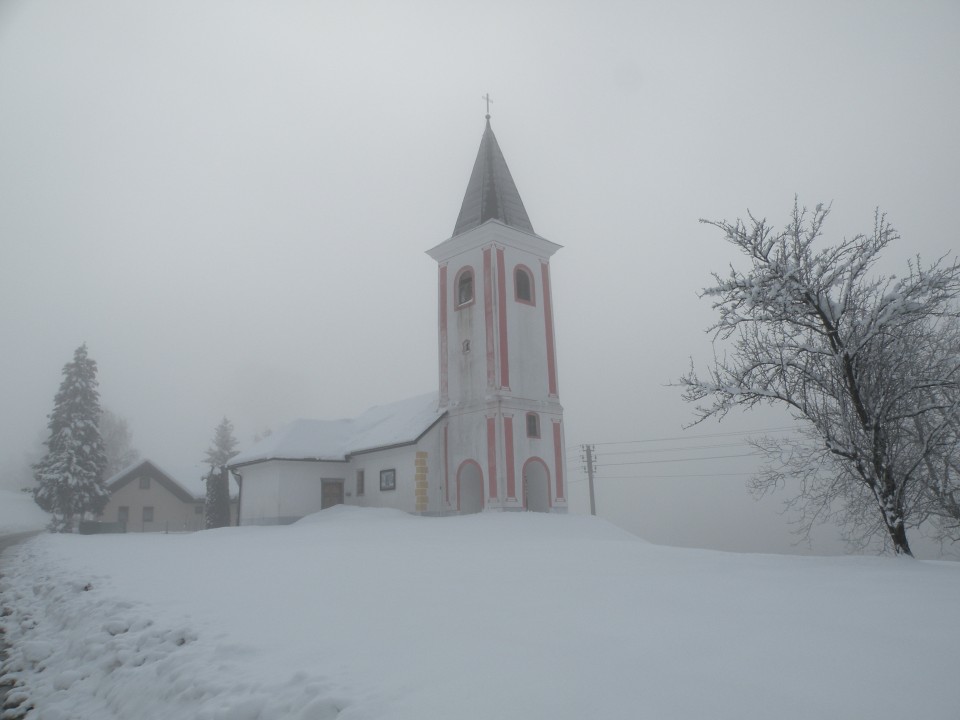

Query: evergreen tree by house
<box><xmin>204</xmin><ymin>417</ymin><xmax>238</xmax><ymax>529</ymax></box>
<box><xmin>33</xmin><ymin>344</ymin><xmax>110</xmax><ymax>532</ymax></box>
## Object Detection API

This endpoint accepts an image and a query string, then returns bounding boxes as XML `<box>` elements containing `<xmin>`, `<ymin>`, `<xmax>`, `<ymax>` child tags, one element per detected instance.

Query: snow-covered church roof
<box><xmin>228</xmin><ymin>392</ymin><xmax>445</xmax><ymax>467</ymax></box>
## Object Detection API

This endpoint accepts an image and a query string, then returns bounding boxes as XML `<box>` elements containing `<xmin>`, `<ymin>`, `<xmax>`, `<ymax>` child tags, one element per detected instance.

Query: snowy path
<box><xmin>1</xmin><ymin>508</ymin><xmax>959</xmax><ymax>720</ymax></box>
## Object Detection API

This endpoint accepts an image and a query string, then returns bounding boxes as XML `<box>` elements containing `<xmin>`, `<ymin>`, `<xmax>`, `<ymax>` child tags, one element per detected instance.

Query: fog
<box><xmin>1</xmin><ymin>0</ymin><xmax>958</xmax><ymax>556</ymax></box>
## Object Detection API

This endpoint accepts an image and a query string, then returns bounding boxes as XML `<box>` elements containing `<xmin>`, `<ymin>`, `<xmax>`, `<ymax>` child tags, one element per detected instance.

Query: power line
<box><xmin>573</xmin><ymin>425</ymin><xmax>800</xmax><ymax>448</ymax></box>
<box><xmin>597</xmin><ymin>441</ymin><xmax>755</xmax><ymax>456</ymax></box>
<box><xmin>596</xmin><ymin>451</ymin><xmax>763</xmax><ymax>467</ymax></box>
<box><xmin>570</xmin><ymin>471</ymin><xmax>757</xmax><ymax>482</ymax></box>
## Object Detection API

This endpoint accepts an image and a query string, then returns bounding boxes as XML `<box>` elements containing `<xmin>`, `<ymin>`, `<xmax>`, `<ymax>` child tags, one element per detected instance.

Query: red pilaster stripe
<box><xmin>542</xmin><ymin>262</ymin><xmax>559</xmax><ymax>397</ymax></box>
<box><xmin>504</xmin><ymin>416</ymin><xmax>516</xmax><ymax>500</ymax></box>
<box><xmin>496</xmin><ymin>247</ymin><xmax>510</xmax><ymax>390</ymax></box>
<box><xmin>483</xmin><ymin>248</ymin><xmax>496</xmax><ymax>389</ymax></box>
<box><xmin>443</xmin><ymin>424</ymin><xmax>450</xmax><ymax>506</ymax></box>
<box><xmin>486</xmin><ymin>416</ymin><xmax>498</xmax><ymax>499</ymax></box>
<box><xmin>438</xmin><ymin>264</ymin><xmax>448</xmax><ymax>403</ymax></box>
<box><xmin>553</xmin><ymin>420</ymin><xmax>565</xmax><ymax>501</ymax></box>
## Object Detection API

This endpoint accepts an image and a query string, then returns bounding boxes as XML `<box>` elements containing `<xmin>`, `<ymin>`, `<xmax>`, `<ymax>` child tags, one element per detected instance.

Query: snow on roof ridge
<box><xmin>106</xmin><ymin>459</ymin><xmax>197</xmax><ymax>501</ymax></box>
<box><xmin>105</xmin><ymin>458</ymin><xmax>238</xmax><ymax>500</ymax></box>
<box><xmin>103</xmin><ymin>458</ymin><xmax>153</xmax><ymax>486</ymax></box>
<box><xmin>229</xmin><ymin>391</ymin><xmax>443</xmax><ymax>467</ymax></box>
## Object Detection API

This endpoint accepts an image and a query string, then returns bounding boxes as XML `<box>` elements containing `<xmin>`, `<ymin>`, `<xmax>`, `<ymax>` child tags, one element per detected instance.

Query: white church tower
<box><xmin>427</xmin><ymin>114</ymin><xmax>567</xmax><ymax>513</ymax></box>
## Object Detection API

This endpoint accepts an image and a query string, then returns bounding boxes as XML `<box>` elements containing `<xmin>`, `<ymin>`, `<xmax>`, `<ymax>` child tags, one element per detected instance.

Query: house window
<box><xmin>456</xmin><ymin>268</ymin><xmax>474</xmax><ymax>307</ymax></box>
<box><xmin>380</xmin><ymin>469</ymin><xmax>396</xmax><ymax>491</ymax></box>
<box><xmin>462</xmin><ymin>339</ymin><xmax>471</xmax><ymax>353</ymax></box>
<box><xmin>139</xmin><ymin>476</ymin><xmax>150</xmax><ymax>489</ymax></box>
<box><xmin>142</xmin><ymin>506</ymin><xmax>154</xmax><ymax>523</ymax></box>
<box><xmin>526</xmin><ymin>412</ymin><xmax>541</xmax><ymax>438</ymax></box>
<box><xmin>515</xmin><ymin>266</ymin><xmax>534</xmax><ymax>304</ymax></box>
<box><xmin>118</xmin><ymin>506</ymin><xmax>129</xmax><ymax>524</ymax></box>
<box><xmin>356</xmin><ymin>470</ymin><xmax>365</xmax><ymax>496</ymax></box>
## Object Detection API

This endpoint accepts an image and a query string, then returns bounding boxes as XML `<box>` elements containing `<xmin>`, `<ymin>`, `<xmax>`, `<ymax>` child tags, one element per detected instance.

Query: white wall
<box><xmin>351</xmin><ymin>446</ymin><xmax>417</xmax><ymax>511</ymax></box>
<box><xmin>237</xmin><ymin>462</ymin><xmax>280</xmax><ymax>525</ymax></box>
<box><xmin>446</xmin><ymin>244</ymin><xmax>487</xmax><ymax>408</ymax></box>
<box><xmin>102</xmin><ymin>478</ymin><xmax>202</xmax><ymax>532</ymax></box>
<box><xmin>237</xmin><ymin>428</ymin><xmax>447</xmax><ymax>523</ymax></box>
<box><xmin>430</xmin><ymin>222</ymin><xmax>569</xmax><ymax>511</ymax></box>
<box><xmin>278</xmin><ymin>461</ymin><xmax>343</xmax><ymax>519</ymax></box>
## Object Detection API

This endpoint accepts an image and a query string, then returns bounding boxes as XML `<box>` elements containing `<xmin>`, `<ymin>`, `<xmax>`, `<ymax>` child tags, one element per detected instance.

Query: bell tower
<box><xmin>427</xmin><ymin>114</ymin><xmax>567</xmax><ymax>514</ymax></box>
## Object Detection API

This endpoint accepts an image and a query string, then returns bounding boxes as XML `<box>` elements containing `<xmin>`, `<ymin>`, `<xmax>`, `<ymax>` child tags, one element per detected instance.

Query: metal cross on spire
<box><xmin>483</xmin><ymin>93</ymin><xmax>492</xmax><ymax>119</ymax></box>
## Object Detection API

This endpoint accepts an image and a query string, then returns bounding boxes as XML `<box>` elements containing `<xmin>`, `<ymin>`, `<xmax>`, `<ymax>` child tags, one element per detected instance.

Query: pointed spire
<box><xmin>452</xmin><ymin>118</ymin><xmax>534</xmax><ymax>237</ymax></box>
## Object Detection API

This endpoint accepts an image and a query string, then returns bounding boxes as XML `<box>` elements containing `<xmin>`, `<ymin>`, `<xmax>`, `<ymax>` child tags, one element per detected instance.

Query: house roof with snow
<box><xmin>452</xmin><ymin>117</ymin><xmax>534</xmax><ymax>237</ymax></box>
<box><xmin>105</xmin><ymin>459</ymin><xmax>238</xmax><ymax>500</ymax></box>
<box><xmin>106</xmin><ymin>459</ymin><xmax>204</xmax><ymax>503</ymax></box>
<box><xmin>228</xmin><ymin>392</ymin><xmax>446</xmax><ymax>467</ymax></box>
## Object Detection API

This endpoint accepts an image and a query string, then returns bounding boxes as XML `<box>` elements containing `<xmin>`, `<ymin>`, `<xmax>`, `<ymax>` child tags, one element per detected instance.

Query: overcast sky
<box><xmin>2</xmin><ymin>0</ymin><xmax>958</xmax><ymax>556</ymax></box>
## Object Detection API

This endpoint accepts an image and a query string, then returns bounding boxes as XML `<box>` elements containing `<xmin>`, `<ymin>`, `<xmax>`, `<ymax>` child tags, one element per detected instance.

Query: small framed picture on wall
<box><xmin>380</xmin><ymin>469</ymin><xmax>396</xmax><ymax>491</ymax></box>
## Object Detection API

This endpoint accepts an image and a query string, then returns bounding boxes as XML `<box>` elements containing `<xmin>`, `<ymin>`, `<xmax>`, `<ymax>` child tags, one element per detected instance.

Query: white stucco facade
<box><xmin>235</xmin><ymin>425</ymin><xmax>445</xmax><ymax>525</ymax></box>
<box><xmin>429</xmin><ymin>220</ymin><xmax>568</xmax><ymax>514</ymax></box>
<box><xmin>102</xmin><ymin>478</ymin><xmax>205</xmax><ymax>532</ymax></box>
<box><xmin>99</xmin><ymin>459</ymin><xmax>238</xmax><ymax>532</ymax></box>
<box><xmin>229</xmin><ymin>116</ymin><xmax>567</xmax><ymax>523</ymax></box>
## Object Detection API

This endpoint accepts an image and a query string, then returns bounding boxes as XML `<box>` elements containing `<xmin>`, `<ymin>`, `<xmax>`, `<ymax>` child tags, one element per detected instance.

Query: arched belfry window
<box><xmin>456</xmin><ymin>268</ymin><xmax>474</xmax><ymax>308</ymax></box>
<box><xmin>526</xmin><ymin>412</ymin><xmax>541</xmax><ymax>439</ymax></box>
<box><xmin>515</xmin><ymin>266</ymin><xmax>534</xmax><ymax>304</ymax></box>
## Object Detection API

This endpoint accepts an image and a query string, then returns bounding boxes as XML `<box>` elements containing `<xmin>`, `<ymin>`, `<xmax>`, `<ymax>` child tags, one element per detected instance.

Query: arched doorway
<box><xmin>522</xmin><ymin>458</ymin><xmax>550</xmax><ymax>513</ymax></box>
<box><xmin>457</xmin><ymin>460</ymin><xmax>484</xmax><ymax>515</ymax></box>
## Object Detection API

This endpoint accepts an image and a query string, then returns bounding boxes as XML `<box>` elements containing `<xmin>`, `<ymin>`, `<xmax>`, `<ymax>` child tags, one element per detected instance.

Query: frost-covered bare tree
<box><xmin>680</xmin><ymin>202</ymin><xmax>960</xmax><ymax>556</ymax></box>
<box><xmin>99</xmin><ymin>408</ymin><xmax>140</xmax><ymax>479</ymax></box>
<box><xmin>902</xmin><ymin>318</ymin><xmax>960</xmax><ymax>543</ymax></box>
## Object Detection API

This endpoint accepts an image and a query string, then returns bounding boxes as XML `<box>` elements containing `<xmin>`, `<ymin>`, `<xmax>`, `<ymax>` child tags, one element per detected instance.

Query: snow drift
<box><xmin>1</xmin><ymin>509</ymin><xmax>958</xmax><ymax>719</ymax></box>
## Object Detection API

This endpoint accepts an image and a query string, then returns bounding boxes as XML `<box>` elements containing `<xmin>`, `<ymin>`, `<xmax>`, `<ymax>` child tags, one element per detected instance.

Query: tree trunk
<box><xmin>884</xmin><ymin>519</ymin><xmax>913</xmax><ymax>557</ymax></box>
<box><xmin>874</xmin><ymin>488</ymin><xmax>913</xmax><ymax>557</ymax></box>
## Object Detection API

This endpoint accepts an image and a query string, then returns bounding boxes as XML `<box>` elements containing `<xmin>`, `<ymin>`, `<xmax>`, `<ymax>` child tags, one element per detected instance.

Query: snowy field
<box><xmin>1</xmin><ymin>508</ymin><xmax>959</xmax><ymax>720</ymax></box>
<box><xmin>0</xmin><ymin>489</ymin><xmax>49</xmax><ymax>535</ymax></box>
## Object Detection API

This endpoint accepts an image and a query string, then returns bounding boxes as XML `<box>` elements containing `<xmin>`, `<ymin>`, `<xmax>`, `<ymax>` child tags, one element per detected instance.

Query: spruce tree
<box><xmin>33</xmin><ymin>344</ymin><xmax>110</xmax><ymax>532</ymax></box>
<box><xmin>204</xmin><ymin>417</ymin><xmax>238</xmax><ymax>529</ymax></box>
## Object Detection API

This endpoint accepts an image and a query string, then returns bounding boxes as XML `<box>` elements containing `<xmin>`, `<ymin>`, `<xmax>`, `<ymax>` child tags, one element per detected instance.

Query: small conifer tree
<box><xmin>204</xmin><ymin>417</ymin><xmax>238</xmax><ymax>529</ymax></box>
<box><xmin>33</xmin><ymin>344</ymin><xmax>110</xmax><ymax>532</ymax></box>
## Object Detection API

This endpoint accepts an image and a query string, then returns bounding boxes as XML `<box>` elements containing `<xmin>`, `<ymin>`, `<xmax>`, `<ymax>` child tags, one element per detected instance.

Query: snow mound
<box><xmin>1</xmin><ymin>513</ymin><xmax>958</xmax><ymax>719</ymax></box>
<box><xmin>294</xmin><ymin>504</ymin><xmax>411</xmax><ymax>524</ymax></box>
<box><xmin>293</xmin><ymin>505</ymin><xmax>642</xmax><ymax>543</ymax></box>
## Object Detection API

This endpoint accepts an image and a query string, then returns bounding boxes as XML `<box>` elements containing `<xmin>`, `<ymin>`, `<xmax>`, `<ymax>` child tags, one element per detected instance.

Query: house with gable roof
<box><xmin>99</xmin><ymin>459</ymin><xmax>238</xmax><ymax>532</ymax></box>
<box><xmin>229</xmin><ymin>113</ymin><xmax>568</xmax><ymax>523</ymax></box>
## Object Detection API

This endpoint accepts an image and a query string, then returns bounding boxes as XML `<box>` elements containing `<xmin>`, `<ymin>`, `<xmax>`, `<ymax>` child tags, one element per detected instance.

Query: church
<box><xmin>228</xmin><ymin>115</ymin><xmax>568</xmax><ymax>522</ymax></box>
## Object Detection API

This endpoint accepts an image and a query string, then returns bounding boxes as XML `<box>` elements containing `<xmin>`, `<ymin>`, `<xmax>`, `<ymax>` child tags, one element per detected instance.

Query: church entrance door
<box><xmin>321</xmin><ymin>479</ymin><xmax>344</xmax><ymax>509</ymax></box>
<box><xmin>457</xmin><ymin>461</ymin><xmax>484</xmax><ymax>515</ymax></box>
<box><xmin>522</xmin><ymin>459</ymin><xmax>550</xmax><ymax>513</ymax></box>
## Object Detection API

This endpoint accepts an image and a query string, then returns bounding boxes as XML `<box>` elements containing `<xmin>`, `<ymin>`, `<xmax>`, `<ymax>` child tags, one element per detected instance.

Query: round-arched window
<box><xmin>456</xmin><ymin>268</ymin><xmax>474</xmax><ymax>307</ymax></box>
<box><xmin>515</xmin><ymin>266</ymin><xmax>534</xmax><ymax>304</ymax></box>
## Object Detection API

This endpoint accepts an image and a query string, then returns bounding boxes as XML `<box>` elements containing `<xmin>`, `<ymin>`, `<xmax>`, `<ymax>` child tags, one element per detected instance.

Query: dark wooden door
<box><xmin>321</xmin><ymin>480</ymin><xmax>344</xmax><ymax>509</ymax></box>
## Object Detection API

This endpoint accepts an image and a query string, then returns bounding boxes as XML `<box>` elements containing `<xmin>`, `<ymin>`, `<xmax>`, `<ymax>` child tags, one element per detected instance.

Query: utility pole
<box><xmin>583</xmin><ymin>444</ymin><xmax>597</xmax><ymax>516</ymax></box>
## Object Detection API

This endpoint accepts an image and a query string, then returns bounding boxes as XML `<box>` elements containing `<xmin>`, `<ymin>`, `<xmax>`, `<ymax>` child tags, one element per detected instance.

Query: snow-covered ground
<box><xmin>1</xmin><ymin>507</ymin><xmax>958</xmax><ymax>720</ymax></box>
<box><xmin>0</xmin><ymin>488</ymin><xmax>49</xmax><ymax>535</ymax></box>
